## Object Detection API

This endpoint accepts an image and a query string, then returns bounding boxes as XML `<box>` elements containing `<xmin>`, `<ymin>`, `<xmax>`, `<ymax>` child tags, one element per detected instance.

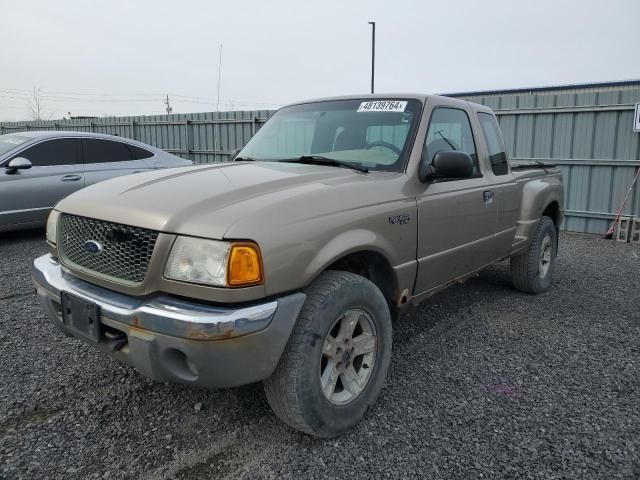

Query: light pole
<box><xmin>368</xmin><ymin>21</ymin><xmax>375</xmax><ymax>94</ymax></box>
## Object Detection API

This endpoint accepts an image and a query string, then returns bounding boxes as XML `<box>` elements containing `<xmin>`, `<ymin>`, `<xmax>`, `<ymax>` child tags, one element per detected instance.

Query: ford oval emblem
<box><xmin>83</xmin><ymin>240</ymin><xmax>103</xmax><ymax>255</ymax></box>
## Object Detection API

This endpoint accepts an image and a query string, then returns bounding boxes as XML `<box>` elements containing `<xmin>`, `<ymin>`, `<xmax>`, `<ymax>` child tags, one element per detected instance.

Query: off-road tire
<box><xmin>263</xmin><ymin>271</ymin><xmax>392</xmax><ymax>437</ymax></box>
<box><xmin>511</xmin><ymin>215</ymin><xmax>557</xmax><ymax>294</ymax></box>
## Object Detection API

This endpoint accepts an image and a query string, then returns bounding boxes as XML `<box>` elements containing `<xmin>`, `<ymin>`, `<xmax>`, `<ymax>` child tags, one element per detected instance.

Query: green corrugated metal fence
<box><xmin>450</xmin><ymin>81</ymin><xmax>640</xmax><ymax>234</ymax></box>
<box><xmin>0</xmin><ymin>110</ymin><xmax>274</xmax><ymax>164</ymax></box>
<box><xmin>3</xmin><ymin>80</ymin><xmax>640</xmax><ymax>234</ymax></box>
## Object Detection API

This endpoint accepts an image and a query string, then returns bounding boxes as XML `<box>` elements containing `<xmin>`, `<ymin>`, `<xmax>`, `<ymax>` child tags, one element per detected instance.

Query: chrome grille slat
<box><xmin>59</xmin><ymin>214</ymin><xmax>158</xmax><ymax>284</ymax></box>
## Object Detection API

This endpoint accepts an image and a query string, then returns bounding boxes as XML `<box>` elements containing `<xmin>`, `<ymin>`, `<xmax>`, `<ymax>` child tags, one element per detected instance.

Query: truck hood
<box><xmin>57</xmin><ymin>162</ymin><xmax>400</xmax><ymax>239</ymax></box>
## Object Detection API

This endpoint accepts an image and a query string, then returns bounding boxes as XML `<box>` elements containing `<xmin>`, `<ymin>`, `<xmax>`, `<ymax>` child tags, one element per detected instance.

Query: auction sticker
<box><xmin>357</xmin><ymin>100</ymin><xmax>407</xmax><ymax>113</ymax></box>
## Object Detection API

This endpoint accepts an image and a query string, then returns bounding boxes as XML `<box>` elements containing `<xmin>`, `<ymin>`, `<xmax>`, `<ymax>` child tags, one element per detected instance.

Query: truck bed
<box><xmin>511</xmin><ymin>162</ymin><xmax>561</xmax><ymax>180</ymax></box>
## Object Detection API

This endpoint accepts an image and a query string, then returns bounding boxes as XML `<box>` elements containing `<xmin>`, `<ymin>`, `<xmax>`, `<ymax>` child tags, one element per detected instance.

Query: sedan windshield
<box><xmin>238</xmin><ymin>99</ymin><xmax>422</xmax><ymax>172</ymax></box>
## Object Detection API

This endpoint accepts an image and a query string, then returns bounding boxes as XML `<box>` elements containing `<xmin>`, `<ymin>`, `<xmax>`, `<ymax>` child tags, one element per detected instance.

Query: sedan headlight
<box><xmin>46</xmin><ymin>210</ymin><xmax>60</xmax><ymax>244</ymax></box>
<box><xmin>164</xmin><ymin>237</ymin><xmax>263</xmax><ymax>287</ymax></box>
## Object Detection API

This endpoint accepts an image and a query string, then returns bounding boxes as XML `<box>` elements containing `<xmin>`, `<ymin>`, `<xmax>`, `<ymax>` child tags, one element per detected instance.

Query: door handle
<box><xmin>61</xmin><ymin>174</ymin><xmax>82</xmax><ymax>182</ymax></box>
<box><xmin>482</xmin><ymin>190</ymin><xmax>494</xmax><ymax>203</ymax></box>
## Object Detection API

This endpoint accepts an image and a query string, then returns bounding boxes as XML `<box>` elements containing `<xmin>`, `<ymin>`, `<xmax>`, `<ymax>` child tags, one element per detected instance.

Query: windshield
<box><xmin>0</xmin><ymin>134</ymin><xmax>31</xmax><ymax>157</ymax></box>
<box><xmin>239</xmin><ymin>99</ymin><xmax>422</xmax><ymax>172</ymax></box>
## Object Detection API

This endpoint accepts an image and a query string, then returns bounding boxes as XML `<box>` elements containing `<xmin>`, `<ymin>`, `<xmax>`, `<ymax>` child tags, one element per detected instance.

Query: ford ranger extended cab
<box><xmin>33</xmin><ymin>95</ymin><xmax>564</xmax><ymax>437</ymax></box>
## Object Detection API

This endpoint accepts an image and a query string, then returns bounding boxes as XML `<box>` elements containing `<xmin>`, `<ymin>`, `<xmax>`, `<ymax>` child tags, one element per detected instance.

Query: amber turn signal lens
<box><xmin>227</xmin><ymin>243</ymin><xmax>263</xmax><ymax>286</ymax></box>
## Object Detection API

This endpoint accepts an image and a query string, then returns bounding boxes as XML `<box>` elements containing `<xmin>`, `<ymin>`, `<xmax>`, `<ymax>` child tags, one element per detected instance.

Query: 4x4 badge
<box><xmin>389</xmin><ymin>215</ymin><xmax>410</xmax><ymax>225</ymax></box>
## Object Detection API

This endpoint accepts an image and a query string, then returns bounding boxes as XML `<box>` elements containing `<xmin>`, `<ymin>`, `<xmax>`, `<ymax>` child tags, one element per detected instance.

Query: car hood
<box><xmin>56</xmin><ymin>162</ymin><xmax>402</xmax><ymax>239</ymax></box>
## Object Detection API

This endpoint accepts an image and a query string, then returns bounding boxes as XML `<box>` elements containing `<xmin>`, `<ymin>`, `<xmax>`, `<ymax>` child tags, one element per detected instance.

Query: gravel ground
<box><xmin>0</xmin><ymin>229</ymin><xmax>639</xmax><ymax>480</ymax></box>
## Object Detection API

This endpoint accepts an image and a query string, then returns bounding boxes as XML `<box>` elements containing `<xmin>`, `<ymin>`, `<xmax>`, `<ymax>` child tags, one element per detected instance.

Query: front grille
<box><xmin>59</xmin><ymin>214</ymin><xmax>159</xmax><ymax>284</ymax></box>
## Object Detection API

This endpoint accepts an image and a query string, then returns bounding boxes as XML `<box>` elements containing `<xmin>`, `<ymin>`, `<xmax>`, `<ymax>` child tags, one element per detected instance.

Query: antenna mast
<box><xmin>216</xmin><ymin>44</ymin><xmax>223</xmax><ymax>112</ymax></box>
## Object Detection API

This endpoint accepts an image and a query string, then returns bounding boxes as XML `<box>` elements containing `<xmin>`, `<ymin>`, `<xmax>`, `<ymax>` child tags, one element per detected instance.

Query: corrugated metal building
<box><xmin>2</xmin><ymin>80</ymin><xmax>639</xmax><ymax>234</ymax></box>
<box><xmin>448</xmin><ymin>80</ymin><xmax>640</xmax><ymax>234</ymax></box>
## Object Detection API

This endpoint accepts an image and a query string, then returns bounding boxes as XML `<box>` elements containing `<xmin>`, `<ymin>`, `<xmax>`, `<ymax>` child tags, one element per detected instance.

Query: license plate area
<box><xmin>61</xmin><ymin>291</ymin><xmax>101</xmax><ymax>342</ymax></box>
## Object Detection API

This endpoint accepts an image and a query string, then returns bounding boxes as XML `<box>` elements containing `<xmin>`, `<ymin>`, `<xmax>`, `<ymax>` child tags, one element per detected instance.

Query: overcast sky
<box><xmin>1</xmin><ymin>0</ymin><xmax>638</xmax><ymax>121</ymax></box>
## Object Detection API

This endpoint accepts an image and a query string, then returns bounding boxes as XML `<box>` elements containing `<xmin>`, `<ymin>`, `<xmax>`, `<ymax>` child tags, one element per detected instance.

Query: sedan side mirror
<box><xmin>419</xmin><ymin>151</ymin><xmax>474</xmax><ymax>182</ymax></box>
<box><xmin>5</xmin><ymin>157</ymin><xmax>32</xmax><ymax>174</ymax></box>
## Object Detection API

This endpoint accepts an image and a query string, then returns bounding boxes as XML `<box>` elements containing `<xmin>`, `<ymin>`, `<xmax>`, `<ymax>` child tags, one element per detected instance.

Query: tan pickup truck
<box><xmin>33</xmin><ymin>94</ymin><xmax>564</xmax><ymax>437</ymax></box>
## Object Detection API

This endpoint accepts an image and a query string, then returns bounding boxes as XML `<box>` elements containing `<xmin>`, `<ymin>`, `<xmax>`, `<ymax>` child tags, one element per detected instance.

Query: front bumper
<box><xmin>32</xmin><ymin>254</ymin><xmax>306</xmax><ymax>388</ymax></box>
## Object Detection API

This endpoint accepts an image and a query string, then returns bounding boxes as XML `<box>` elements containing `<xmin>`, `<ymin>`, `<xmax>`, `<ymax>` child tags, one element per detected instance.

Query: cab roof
<box><xmin>284</xmin><ymin>93</ymin><xmax>492</xmax><ymax>113</ymax></box>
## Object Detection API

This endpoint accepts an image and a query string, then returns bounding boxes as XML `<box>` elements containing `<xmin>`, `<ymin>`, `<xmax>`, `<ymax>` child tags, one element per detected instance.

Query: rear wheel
<box><xmin>511</xmin><ymin>215</ymin><xmax>557</xmax><ymax>294</ymax></box>
<box><xmin>263</xmin><ymin>271</ymin><xmax>392</xmax><ymax>437</ymax></box>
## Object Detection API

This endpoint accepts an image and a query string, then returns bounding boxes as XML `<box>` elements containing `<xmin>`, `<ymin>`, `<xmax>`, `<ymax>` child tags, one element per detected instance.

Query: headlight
<box><xmin>46</xmin><ymin>210</ymin><xmax>60</xmax><ymax>244</ymax></box>
<box><xmin>164</xmin><ymin>237</ymin><xmax>263</xmax><ymax>287</ymax></box>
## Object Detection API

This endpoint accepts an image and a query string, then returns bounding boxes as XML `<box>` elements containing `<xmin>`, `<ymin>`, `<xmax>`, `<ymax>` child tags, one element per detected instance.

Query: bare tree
<box><xmin>28</xmin><ymin>87</ymin><xmax>49</xmax><ymax>121</ymax></box>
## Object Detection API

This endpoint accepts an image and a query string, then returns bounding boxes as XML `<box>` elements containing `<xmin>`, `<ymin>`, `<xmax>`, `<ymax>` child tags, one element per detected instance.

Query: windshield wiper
<box><xmin>278</xmin><ymin>155</ymin><xmax>369</xmax><ymax>173</ymax></box>
<box><xmin>434</xmin><ymin>130</ymin><xmax>457</xmax><ymax>150</ymax></box>
<box><xmin>233</xmin><ymin>156</ymin><xmax>257</xmax><ymax>161</ymax></box>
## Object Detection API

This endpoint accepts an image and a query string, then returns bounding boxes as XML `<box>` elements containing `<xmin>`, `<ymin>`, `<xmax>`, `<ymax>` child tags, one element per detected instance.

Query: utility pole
<box><xmin>368</xmin><ymin>21</ymin><xmax>376</xmax><ymax>94</ymax></box>
<box><xmin>164</xmin><ymin>94</ymin><xmax>173</xmax><ymax>115</ymax></box>
<box><xmin>216</xmin><ymin>44</ymin><xmax>223</xmax><ymax>112</ymax></box>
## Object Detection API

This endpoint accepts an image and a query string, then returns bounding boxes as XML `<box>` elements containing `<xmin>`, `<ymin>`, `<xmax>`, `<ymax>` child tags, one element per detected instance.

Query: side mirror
<box><xmin>229</xmin><ymin>148</ymin><xmax>241</xmax><ymax>161</ymax></box>
<box><xmin>419</xmin><ymin>151</ymin><xmax>474</xmax><ymax>182</ymax></box>
<box><xmin>5</xmin><ymin>157</ymin><xmax>32</xmax><ymax>174</ymax></box>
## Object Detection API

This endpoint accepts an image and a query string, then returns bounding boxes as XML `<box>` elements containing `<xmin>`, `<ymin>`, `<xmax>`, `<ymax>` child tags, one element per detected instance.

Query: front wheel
<box><xmin>511</xmin><ymin>215</ymin><xmax>557</xmax><ymax>294</ymax></box>
<box><xmin>263</xmin><ymin>271</ymin><xmax>392</xmax><ymax>437</ymax></box>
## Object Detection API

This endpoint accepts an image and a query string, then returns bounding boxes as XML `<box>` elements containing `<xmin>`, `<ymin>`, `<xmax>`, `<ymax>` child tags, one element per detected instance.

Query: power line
<box><xmin>0</xmin><ymin>88</ymin><xmax>211</xmax><ymax>102</ymax></box>
<box><xmin>0</xmin><ymin>87</ymin><xmax>283</xmax><ymax>120</ymax></box>
<box><xmin>0</xmin><ymin>87</ymin><xmax>282</xmax><ymax>107</ymax></box>
<box><xmin>0</xmin><ymin>94</ymin><xmax>281</xmax><ymax>109</ymax></box>
<box><xmin>0</xmin><ymin>92</ymin><xmax>163</xmax><ymax>103</ymax></box>
<box><xmin>0</xmin><ymin>86</ymin><xmax>162</xmax><ymax>98</ymax></box>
